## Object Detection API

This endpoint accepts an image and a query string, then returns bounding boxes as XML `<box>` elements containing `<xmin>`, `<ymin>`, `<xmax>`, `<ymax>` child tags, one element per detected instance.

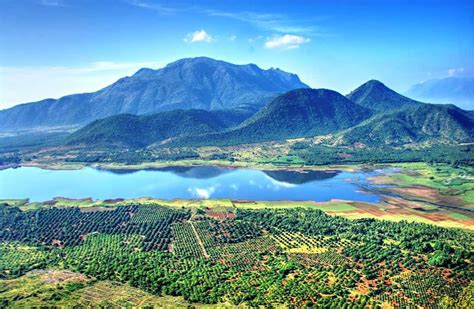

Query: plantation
<box><xmin>0</xmin><ymin>202</ymin><xmax>473</xmax><ymax>307</ymax></box>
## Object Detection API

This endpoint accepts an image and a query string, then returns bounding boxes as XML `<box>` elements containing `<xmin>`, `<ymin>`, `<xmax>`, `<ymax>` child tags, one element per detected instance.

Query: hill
<box><xmin>347</xmin><ymin>80</ymin><xmax>422</xmax><ymax>111</ymax></box>
<box><xmin>405</xmin><ymin>76</ymin><xmax>474</xmax><ymax>110</ymax></box>
<box><xmin>66</xmin><ymin>109</ymin><xmax>251</xmax><ymax>148</ymax></box>
<box><xmin>335</xmin><ymin>103</ymin><xmax>474</xmax><ymax>146</ymax></box>
<box><xmin>0</xmin><ymin>57</ymin><xmax>308</xmax><ymax>131</ymax></box>
<box><xmin>172</xmin><ymin>88</ymin><xmax>373</xmax><ymax>146</ymax></box>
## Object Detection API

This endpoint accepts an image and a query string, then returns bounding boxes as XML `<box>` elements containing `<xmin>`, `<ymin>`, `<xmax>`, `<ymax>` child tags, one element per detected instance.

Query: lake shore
<box><xmin>2</xmin><ymin>195</ymin><xmax>473</xmax><ymax>231</ymax></box>
<box><xmin>15</xmin><ymin>158</ymin><xmax>383</xmax><ymax>173</ymax></box>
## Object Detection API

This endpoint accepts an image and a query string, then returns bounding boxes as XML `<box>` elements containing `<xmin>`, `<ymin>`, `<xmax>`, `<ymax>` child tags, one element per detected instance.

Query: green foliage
<box><xmin>172</xmin><ymin>88</ymin><xmax>373</xmax><ymax>146</ymax></box>
<box><xmin>337</xmin><ymin>104</ymin><xmax>474</xmax><ymax>146</ymax></box>
<box><xmin>347</xmin><ymin>79</ymin><xmax>421</xmax><ymax>112</ymax></box>
<box><xmin>66</xmin><ymin>109</ymin><xmax>251</xmax><ymax>148</ymax></box>
<box><xmin>0</xmin><ymin>204</ymin><xmax>189</xmax><ymax>250</ymax></box>
<box><xmin>294</xmin><ymin>144</ymin><xmax>474</xmax><ymax>165</ymax></box>
<box><xmin>0</xmin><ymin>204</ymin><xmax>472</xmax><ymax>307</ymax></box>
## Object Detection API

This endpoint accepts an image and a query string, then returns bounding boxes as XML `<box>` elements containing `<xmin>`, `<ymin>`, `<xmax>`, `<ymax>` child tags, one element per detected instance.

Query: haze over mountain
<box><xmin>405</xmin><ymin>76</ymin><xmax>474</xmax><ymax>110</ymax></box>
<box><xmin>0</xmin><ymin>57</ymin><xmax>308</xmax><ymax>132</ymax></box>
<box><xmin>347</xmin><ymin>80</ymin><xmax>423</xmax><ymax>111</ymax></box>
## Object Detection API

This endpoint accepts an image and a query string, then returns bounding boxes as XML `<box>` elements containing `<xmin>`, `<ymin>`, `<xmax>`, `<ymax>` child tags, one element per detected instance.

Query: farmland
<box><xmin>0</xmin><ymin>163</ymin><xmax>473</xmax><ymax>307</ymax></box>
<box><xmin>1</xmin><ymin>198</ymin><xmax>473</xmax><ymax>308</ymax></box>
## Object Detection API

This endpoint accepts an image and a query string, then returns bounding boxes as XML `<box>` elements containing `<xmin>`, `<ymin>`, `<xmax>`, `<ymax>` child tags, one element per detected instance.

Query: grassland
<box><xmin>0</xmin><ymin>269</ymin><xmax>196</xmax><ymax>308</ymax></box>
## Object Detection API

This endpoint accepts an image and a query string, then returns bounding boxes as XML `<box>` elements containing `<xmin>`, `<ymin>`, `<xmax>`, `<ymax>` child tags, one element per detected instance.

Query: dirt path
<box><xmin>190</xmin><ymin>222</ymin><xmax>210</xmax><ymax>259</ymax></box>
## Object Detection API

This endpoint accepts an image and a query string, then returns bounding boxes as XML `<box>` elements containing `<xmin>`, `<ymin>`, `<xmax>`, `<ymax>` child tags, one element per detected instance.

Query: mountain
<box><xmin>405</xmin><ymin>77</ymin><xmax>474</xmax><ymax>110</ymax></box>
<box><xmin>335</xmin><ymin>103</ymin><xmax>474</xmax><ymax>146</ymax></box>
<box><xmin>0</xmin><ymin>57</ymin><xmax>308</xmax><ymax>131</ymax></box>
<box><xmin>66</xmin><ymin>109</ymin><xmax>251</xmax><ymax>148</ymax></box>
<box><xmin>172</xmin><ymin>88</ymin><xmax>373</xmax><ymax>146</ymax></box>
<box><xmin>347</xmin><ymin>80</ymin><xmax>423</xmax><ymax>111</ymax></box>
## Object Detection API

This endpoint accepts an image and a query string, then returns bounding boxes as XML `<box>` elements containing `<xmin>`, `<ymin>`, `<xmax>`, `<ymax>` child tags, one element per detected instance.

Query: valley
<box><xmin>0</xmin><ymin>56</ymin><xmax>472</xmax><ymax>308</ymax></box>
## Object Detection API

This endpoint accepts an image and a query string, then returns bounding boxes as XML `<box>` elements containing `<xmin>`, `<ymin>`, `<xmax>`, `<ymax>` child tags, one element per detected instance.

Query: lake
<box><xmin>0</xmin><ymin>166</ymin><xmax>384</xmax><ymax>203</ymax></box>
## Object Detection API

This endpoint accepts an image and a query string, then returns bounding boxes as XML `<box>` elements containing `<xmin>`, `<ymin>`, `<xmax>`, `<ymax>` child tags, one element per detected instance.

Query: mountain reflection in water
<box><xmin>0</xmin><ymin>166</ymin><xmax>379</xmax><ymax>203</ymax></box>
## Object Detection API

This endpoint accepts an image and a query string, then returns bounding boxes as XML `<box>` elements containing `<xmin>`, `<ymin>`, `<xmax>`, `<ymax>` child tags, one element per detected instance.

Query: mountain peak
<box><xmin>176</xmin><ymin>88</ymin><xmax>373</xmax><ymax>147</ymax></box>
<box><xmin>0</xmin><ymin>57</ymin><xmax>308</xmax><ymax>131</ymax></box>
<box><xmin>347</xmin><ymin>79</ymin><xmax>422</xmax><ymax>111</ymax></box>
<box><xmin>364</xmin><ymin>79</ymin><xmax>387</xmax><ymax>87</ymax></box>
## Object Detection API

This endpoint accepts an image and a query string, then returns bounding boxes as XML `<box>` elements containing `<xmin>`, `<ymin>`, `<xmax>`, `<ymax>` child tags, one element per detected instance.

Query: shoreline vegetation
<box><xmin>1</xmin><ymin>150</ymin><xmax>473</xmax><ymax>307</ymax></box>
<box><xmin>1</xmin><ymin>161</ymin><xmax>473</xmax><ymax>307</ymax></box>
<box><xmin>0</xmin><ymin>160</ymin><xmax>474</xmax><ymax>229</ymax></box>
<box><xmin>2</xmin><ymin>195</ymin><xmax>472</xmax><ymax>231</ymax></box>
<box><xmin>1</xmin><ymin>189</ymin><xmax>473</xmax><ymax>307</ymax></box>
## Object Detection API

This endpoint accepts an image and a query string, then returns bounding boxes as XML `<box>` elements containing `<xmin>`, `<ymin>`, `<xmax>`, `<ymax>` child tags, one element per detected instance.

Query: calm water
<box><xmin>0</xmin><ymin>166</ymin><xmax>382</xmax><ymax>202</ymax></box>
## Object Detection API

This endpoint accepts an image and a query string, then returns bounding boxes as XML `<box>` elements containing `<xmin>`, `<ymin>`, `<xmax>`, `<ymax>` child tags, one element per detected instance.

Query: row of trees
<box><xmin>1</xmin><ymin>204</ymin><xmax>472</xmax><ymax>306</ymax></box>
<box><xmin>0</xmin><ymin>204</ymin><xmax>190</xmax><ymax>250</ymax></box>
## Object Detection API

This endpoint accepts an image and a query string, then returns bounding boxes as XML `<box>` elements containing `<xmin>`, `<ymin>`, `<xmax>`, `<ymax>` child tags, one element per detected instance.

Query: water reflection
<box><xmin>0</xmin><ymin>166</ymin><xmax>380</xmax><ymax>203</ymax></box>
<box><xmin>263</xmin><ymin>169</ymin><xmax>339</xmax><ymax>184</ymax></box>
<box><xmin>102</xmin><ymin>165</ymin><xmax>339</xmax><ymax>185</ymax></box>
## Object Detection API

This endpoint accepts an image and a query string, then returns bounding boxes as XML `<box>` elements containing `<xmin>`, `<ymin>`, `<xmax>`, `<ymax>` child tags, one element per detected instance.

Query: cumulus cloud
<box><xmin>265</xmin><ymin>34</ymin><xmax>310</xmax><ymax>49</ymax></box>
<box><xmin>184</xmin><ymin>30</ymin><xmax>214</xmax><ymax>43</ymax></box>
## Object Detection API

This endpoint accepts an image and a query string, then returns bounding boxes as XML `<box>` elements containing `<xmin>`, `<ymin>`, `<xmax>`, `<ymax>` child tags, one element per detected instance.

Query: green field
<box><xmin>0</xmin><ymin>200</ymin><xmax>473</xmax><ymax>308</ymax></box>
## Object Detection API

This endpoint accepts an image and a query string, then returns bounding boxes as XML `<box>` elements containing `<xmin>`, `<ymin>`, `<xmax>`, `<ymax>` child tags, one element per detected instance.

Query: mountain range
<box><xmin>67</xmin><ymin>80</ymin><xmax>474</xmax><ymax>148</ymax></box>
<box><xmin>405</xmin><ymin>76</ymin><xmax>474</xmax><ymax>110</ymax></box>
<box><xmin>2</xmin><ymin>57</ymin><xmax>473</xmax><ymax>149</ymax></box>
<box><xmin>0</xmin><ymin>57</ymin><xmax>308</xmax><ymax>131</ymax></box>
<box><xmin>165</xmin><ymin>88</ymin><xmax>373</xmax><ymax>147</ymax></box>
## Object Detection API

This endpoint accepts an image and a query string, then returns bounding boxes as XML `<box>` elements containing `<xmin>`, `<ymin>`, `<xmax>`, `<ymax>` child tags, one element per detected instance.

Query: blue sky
<box><xmin>0</xmin><ymin>0</ymin><xmax>473</xmax><ymax>108</ymax></box>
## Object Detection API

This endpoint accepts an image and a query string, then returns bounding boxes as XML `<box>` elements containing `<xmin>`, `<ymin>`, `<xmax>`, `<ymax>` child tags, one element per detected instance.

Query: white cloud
<box><xmin>184</xmin><ymin>30</ymin><xmax>214</xmax><ymax>43</ymax></box>
<box><xmin>0</xmin><ymin>61</ymin><xmax>163</xmax><ymax>109</ymax></box>
<box><xmin>264</xmin><ymin>34</ymin><xmax>310</xmax><ymax>49</ymax></box>
<box><xmin>229</xmin><ymin>35</ymin><xmax>237</xmax><ymax>41</ymax></box>
<box><xmin>447</xmin><ymin>67</ymin><xmax>465</xmax><ymax>77</ymax></box>
<box><xmin>187</xmin><ymin>186</ymin><xmax>216</xmax><ymax>199</ymax></box>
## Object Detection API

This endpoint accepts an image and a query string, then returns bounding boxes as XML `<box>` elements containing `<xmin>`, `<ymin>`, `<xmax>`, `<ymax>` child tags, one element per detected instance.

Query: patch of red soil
<box><xmin>206</xmin><ymin>210</ymin><xmax>236</xmax><ymax>220</ymax></box>
<box><xmin>464</xmin><ymin>219</ymin><xmax>474</xmax><ymax>226</ymax></box>
<box><xmin>391</xmin><ymin>186</ymin><xmax>440</xmax><ymax>200</ymax></box>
